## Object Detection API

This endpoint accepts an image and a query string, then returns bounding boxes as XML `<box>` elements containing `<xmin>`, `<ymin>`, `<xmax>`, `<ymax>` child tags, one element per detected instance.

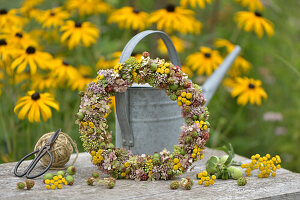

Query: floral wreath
<box><xmin>76</xmin><ymin>52</ymin><xmax>210</xmax><ymax>181</ymax></box>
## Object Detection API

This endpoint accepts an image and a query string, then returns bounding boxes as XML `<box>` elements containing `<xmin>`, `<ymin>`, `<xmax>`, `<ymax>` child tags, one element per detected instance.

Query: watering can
<box><xmin>115</xmin><ymin>30</ymin><xmax>241</xmax><ymax>154</ymax></box>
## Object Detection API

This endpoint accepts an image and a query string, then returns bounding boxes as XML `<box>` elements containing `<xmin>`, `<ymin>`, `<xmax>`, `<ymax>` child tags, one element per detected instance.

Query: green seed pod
<box><xmin>237</xmin><ymin>177</ymin><xmax>247</xmax><ymax>186</ymax></box>
<box><xmin>56</xmin><ymin>170</ymin><xmax>65</xmax><ymax>177</ymax></box>
<box><xmin>170</xmin><ymin>94</ymin><xmax>177</xmax><ymax>101</ymax></box>
<box><xmin>66</xmin><ymin>175</ymin><xmax>74</xmax><ymax>185</ymax></box>
<box><xmin>25</xmin><ymin>179</ymin><xmax>35</xmax><ymax>190</ymax></box>
<box><xmin>107</xmin><ymin>181</ymin><xmax>115</xmax><ymax>189</ymax></box>
<box><xmin>184</xmin><ymin>182</ymin><xmax>193</xmax><ymax>190</ymax></box>
<box><xmin>150</xmin><ymin>63</ymin><xmax>157</xmax><ymax>71</ymax></box>
<box><xmin>92</xmin><ymin>171</ymin><xmax>100</xmax><ymax>179</ymax></box>
<box><xmin>67</xmin><ymin>166</ymin><xmax>77</xmax><ymax>175</ymax></box>
<box><xmin>193</xmin><ymin>115</ymin><xmax>198</xmax><ymax>120</ymax></box>
<box><xmin>44</xmin><ymin>173</ymin><xmax>54</xmax><ymax>180</ymax></box>
<box><xmin>185</xmin><ymin>136</ymin><xmax>192</xmax><ymax>144</ymax></box>
<box><xmin>86</xmin><ymin>177</ymin><xmax>94</xmax><ymax>186</ymax></box>
<box><xmin>108</xmin><ymin>143</ymin><xmax>115</xmax><ymax>149</ymax></box>
<box><xmin>17</xmin><ymin>182</ymin><xmax>25</xmax><ymax>190</ymax></box>
<box><xmin>192</xmin><ymin>131</ymin><xmax>198</xmax><ymax>138</ymax></box>
<box><xmin>180</xmin><ymin>149</ymin><xmax>187</xmax><ymax>156</ymax></box>
<box><xmin>170</xmin><ymin>84</ymin><xmax>179</xmax><ymax>91</ymax></box>
<box><xmin>170</xmin><ymin>180</ymin><xmax>180</xmax><ymax>190</ymax></box>
<box><xmin>228</xmin><ymin>166</ymin><xmax>243</xmax><ymax>180</ymax></box>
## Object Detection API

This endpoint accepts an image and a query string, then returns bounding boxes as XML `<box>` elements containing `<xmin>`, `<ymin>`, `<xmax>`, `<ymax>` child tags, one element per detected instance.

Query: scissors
<box><xmin>14</xmin><ymin>128</ymin><xmax>61</xmax><ymax>179</ymax></box>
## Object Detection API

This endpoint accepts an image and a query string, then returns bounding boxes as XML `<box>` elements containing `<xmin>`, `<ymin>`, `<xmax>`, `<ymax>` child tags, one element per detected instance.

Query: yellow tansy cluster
<box><xmin>113</xmin><ymin>63</ymin><xmax>123</xmax><ymax>73</ymax></box>
<box><xmin>173</xmin><ymin>158</ymin><xmax>184</xmax><ymax>171</ymax></box>
<box><xmin>197</xmin><ymin>171</ymin><xmax>216</xmax><ymax>187</ymax></box>
<box><xmin>45</xmin><ymin>175</ymin><xmax>68</xmax><ymax>190</ymax></box>
<box><xmin>241</xmin><ymin>154</ymin><xmax>281</xmax><ymax>178</ymax></box>
<box><xmin>131</xmin><ymin>68</ymin><xmax>138</xmax><ymax>83</ymax></box>
<box><xmin>191</xmin><ymin>145</ymin><xmax>203</xmax><ymax>160</ymax></box>
<box><xmin>120</xmin><ymin>162</ymin><xmax>131</xmax><ymax>179</ymax></box>
<box><xmin>156</xmin><ymin>62</ymin><xmax>170</xmax><ymax>74</ymax></box>
<box><xmin>91</xmin><ymin>149</ymin><xmax>104</xmax><ymax>164</ymax></box>
<box><xmin>196</xmin><ymin>120</ymin><xmax>208</xmax><ymax>131</ymax></box>
<box><xmin>80</xmin><ymin>121</ymin><xmax>94</xmax><ymax>128</ymax></box>
<box><xmin>177</xmin><ymin>92</ymin><xmax>192</xmax><ymax>106</ymax></box>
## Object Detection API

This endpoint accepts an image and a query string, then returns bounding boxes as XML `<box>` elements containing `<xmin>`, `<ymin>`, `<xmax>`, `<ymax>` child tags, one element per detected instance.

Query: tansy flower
<box><xmin>231</xmin><ymin>77</ymin><xmax>267</xmax><ymax>106</ymax></box>
<box><xmin>235</xmin><ymin>11</ymin><xmax>274</xmax><ymax>38</ymax></box>
<box><xmin>66</xmin><ymin>0</ymin><xmax>110</xmax><ymax>16</ymax></box>
<box><xmin>51</xmin><ymin>59</ymin><xmax>78</xmax><ymax>82</ymax></box>
<box><xmin>31</xmin><ymin>73</ymin><xmax>56</xmax><ymax>91</ymax></box>
<box><xmin>158</xmin><ymin>36</ymin><xmax>184</xmax><ymax>54</ymax></box>
<box><xmin>11</xmin><ymin>46</ymin><xmax>53</xmax><ymax>74</ymax></box>
<box><xmin>60</xmin><ymin>20</ymin><xmax>99</xmax><ymax>49</ymax></box>
<box><xmin>108</xmin><ymin>7</ymin><xmax>149</xmax><ymax>31</ymax></box>
<box><xmin>180</xmin><ymin>0</ymin><xmax>212</xmax><ymax>9</ymax></box>
<box><xmin>38</xmin><ymin>7</ymin><xmax>69</xmax><ymax>28</ymax></box>
<box><xmin>0</xmin><ymin>27</ymin><xmax>36</xmax><ymax>48</ymax></box>
<box><xmin>14</xmin><ymin>91</ymin><xmax>59</xmax><ymax>122</ymax></box>
<box><xmin>69</xmin><ymin>65</ymin><xmax>95</xmax><ymax>91</ymax></box>
<box><xmin>235</xmin><ymin>0</ymin><xmax>263</xmax><ymax>11</ymax></box>
<box><xmin>185</xmin><ymin>46</ymin><xmax>223</xmax><ymax>75</ymax></box>
<box><xmin>149</xmin><ymin>4</ymin><xmax>202</xmax><ymax>34</ymax></box>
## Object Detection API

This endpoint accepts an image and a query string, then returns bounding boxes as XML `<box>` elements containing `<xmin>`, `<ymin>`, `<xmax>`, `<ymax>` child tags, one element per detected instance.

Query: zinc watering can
<box><xmin>115</xmin><ymin>30</ymin><xmax>241</xmax><ymax>154</ymax></box>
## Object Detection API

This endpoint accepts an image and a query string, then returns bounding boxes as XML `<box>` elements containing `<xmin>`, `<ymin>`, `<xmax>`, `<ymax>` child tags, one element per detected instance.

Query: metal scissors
<box><xmin>14</xmin><ymin>128</ymin><xmax>61</xmax><ymax>179</ymax></box>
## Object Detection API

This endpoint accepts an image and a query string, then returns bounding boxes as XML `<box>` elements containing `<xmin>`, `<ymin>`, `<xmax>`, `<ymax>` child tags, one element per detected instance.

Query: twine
<box><xmin>34</xmin><ymin>131</ymin><xmax>79</xmax><ymax>169</ymax></box>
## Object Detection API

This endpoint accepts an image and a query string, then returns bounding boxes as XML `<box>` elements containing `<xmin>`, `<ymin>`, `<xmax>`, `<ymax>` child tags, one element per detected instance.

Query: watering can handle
<box><xmin>116</xmin><ymin>30</ymin><xmax>181</xmax><ymax>147</ymax></box>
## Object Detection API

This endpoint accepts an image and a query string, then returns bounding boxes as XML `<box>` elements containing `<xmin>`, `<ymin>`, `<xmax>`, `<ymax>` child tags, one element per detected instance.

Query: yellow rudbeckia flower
<box><xmin>60</xmin><ymin>20</ymin><xmax>99</xmax><ymax>49</ymax></box>
<box><xmin>0</xmin><ymin>39</ymin><xmax>14</xmax><ymax>62</ymax></box>
<box><xmin>235</xmin><ymin>11</ymin><xmax>274</xmax><ymax>38</ymax></box>
<box><xmin>149</xmin><ymin>4</ymin><xmax>202</xmax><ymax>34</ymax></box>
<box><xmin>108</xmin><ymin>7</ymin><xmax>149</xmax><ymax>31</ymax></box>
<box><xmin>158</xmin><ymin>36</ymin><xmax>184</xmax><ymax>54</ymax></box>
<box><xmin>182</xmin><ymin>65</ymin><xmax>193</xmax><ymax>78</ymax></box>
<box><xmin>31</xmin><ymin>73</ymin><xmax>56</xmax><ymax>91</ymax></box>
<box><xmin>0</xmin><ymin>27</ymin><xmax>37</xmax><ymax>48</ymax></box>
<box><xmin>96</xmin><ymin>56</ymin><xmax>114</xmax><ymax>70</ymax></box>
<box><xmin>66</xmin><ymin>0</ymin><xmax>110</xmax><ymax>16</ymax></box>
<box><xmin>0</xmin><ymin>9</ymin><xmax>25</xmax><ymax>29</ymax></box>
<box><xmin>38</xmin><ymin>7</ymin><xmax>69</xmax><ymax>28</ymax></box>
<box><xmin>180</xmin><ymin>0</ymin><xmax>212</xmax><ymax>9</ymax></box>
<box><xmin>14</xmin><ymin>90</ymin><xmax>59</xmax><ymax>123</ymax></box>
<box><xmin>11</xmin><ymin>46</ymin><xmax>53</xmax><ymax>74</ymax></box>
<box><xmin>235</xmin><ymin>0</ymin><xmax>264</xmax><ymax>11</ymax></box>
<box><xmin>69</xmin><ymin>66</ymin><xmax>95</xmax><ymax>91</ymax></box>
<box><xmin>186</xmin><ymin>46</ymin><xmax>223</xmax><ymax>75</ymax></box>
<box><xmin>231</xmin><ymin>77</ymin><xmax>267</xmax><ymax>106</ymax></box>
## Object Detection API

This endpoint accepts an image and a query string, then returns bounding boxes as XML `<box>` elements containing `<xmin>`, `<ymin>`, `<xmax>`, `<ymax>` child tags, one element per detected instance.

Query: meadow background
<box><xmin>0</xmin><ymin>0</ymin><xmax>299</xmax><ymax>173</ymax></box>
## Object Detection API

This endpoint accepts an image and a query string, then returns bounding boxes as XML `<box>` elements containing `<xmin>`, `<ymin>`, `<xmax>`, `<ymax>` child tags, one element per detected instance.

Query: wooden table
<box><xmin>1</xmin><ymin>149</ymin><xmax>299</xmax><ymax>200</ymax></box>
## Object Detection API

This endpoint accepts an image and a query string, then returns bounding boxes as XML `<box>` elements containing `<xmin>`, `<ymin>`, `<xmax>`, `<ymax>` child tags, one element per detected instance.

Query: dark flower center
<box><xmin>204</xmin><ymin>53</ymin><xmax>211</xmax><ymax>58</ymax></box>
<box><xmin>248</xmin><ymin>83</ymin><xmax>255</xmax><ymax>89</ymax></box>
<box><xmin>166</xmin><ymin>4</ymin><xmax>175</xmax><ymax>12</ymax></box>
<box><xmin>31</xmin><ymin>92</ymin><xmax>40</xmax><ymax>100</ymax></box>
<box><xmin>15</xmin><ymin>32</ymin><xmax>23</xmax><ymax>38</ymax></box>
<box><xmin>26</xmin><ymin>46</ymin><xmax>36</xmax><ymax>54</ymax></box>
<box><xmin>50</xmin><ymin>12</ymin><xmax>55</xmax><ymax>16</ymax></box>
<box><xmin>75</xmin><ymin>22</ymin><xmax>82</xmax><ymax>28</ymax></box>
<box><xmin>0</xmin><ymin>39</ymin><xmax>7</xmax><ymax>46</ymax></box>
<box><xmin>0</xmin><ymin>9</ymin><xmax>7</xmax><ymax>15</ymax></box>
<box><xmin>133</xmin><ymin>8</ymin><xmax>140</xmax><ymax>14</ymax></box>
<box><xmin>62</xmin><ymin>60</ymin><xmax>69</xmax><ymax>66</ymax></box>
<box><xmin>254</xmin><ymin>12</ymin><xmax>262</xmax><ymax>17</ymax></box>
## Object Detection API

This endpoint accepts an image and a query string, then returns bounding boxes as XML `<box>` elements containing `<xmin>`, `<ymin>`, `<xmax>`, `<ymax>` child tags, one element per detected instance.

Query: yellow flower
<box><xmin>20</xmin><ymin>0</ymin><xmax>44</xmax><ymax>15</ymax></box>
<box><xmin>180</xmin><ymin>0</ymin><xmax>212</xmax><ymax>9</ymax></box>
<box><xmin>158</xmin><ymin>36</ymin><xmax>184</xmax><ymax>54</ymax></box>
<box><xmin>69</xmin><ymin>66</ymin><xmax>95</xmax><ymax>91</ymax></box>
<box><xmin>181</xmin><ymin>65</ymin><xmax>193</xmax><ymax>78</ymax></box>
<box><xmin>31</xmin><ymin>73</ymin><xmax>56</xmax><ymax>91</ymax></box>
<box><xmin>66</xmin><ymin>0</ymin><xmax>110</xmax><ymax>16</ymax></box>
<box><xmin>0</xmin><ymin>27</ymin><xmax>37</xmax><ymax>48</ymax></box>
<box><xmin>60</xmin><ymin>20</ymin><xmax>99</xmax><ymax>49</ymax></box>
<box><xmin>186</xmin><ymin>46</ymin><xmax>223</xmax><ymax>75</ymax></box>
<box><xmin>0</xmin><ymin>9</ymin><xmax>25</xmax><ymax>29</ymax></box>
<box><xmin>14</xmin><ymin>90</ymin><xmax>59</xmax><ymax>123</ymax></box>
<box><xmin>51</xmin><ymin>59</ymin><xmax>78</xmax><ymax>82</ymax></box>
<box><xmin>235</xmin><ymin>0</ymin><xmax>263</xmax><ymax>11</ymax></box>
<box><xmin>96</xmin><ymin>56</ymin><xmax>113</xmax><ymax>70</ymax></box>
<box><xmin>0</xmin><ymin>39</ymin><xmax>14</xmax><ymax>62</ymax></box>
<box><xmin>11</xmin><ymin>46</ymin><xmax>53</xmax><ymax>74</ymax></box>
<box><xmin>235</xmin><ymin>11</ymin><xmax>274</xmax><ymax>38</ymax></box>
<box><xmin>214</xmin><ymin>38</ymin><xmax>236</xmax><ymax>53</ymax></box>
<box><xmin>231</xmin><ymin>77</ymin><xmax>267</xmax><ymax>106</ymax></box>
<box><xmin>108</xmin><ymin>7</ymin><xmax>149</xmax><ymax>31</ymax></box>
<box><xmin>38</xmin><ymin>7</ymin><xmax>69</xmax><ymax>28</ymax></box>
<box><xmin>149</xmin><ymin>4</ymin><xmax>202</xmax><ymax>34</ymax></box>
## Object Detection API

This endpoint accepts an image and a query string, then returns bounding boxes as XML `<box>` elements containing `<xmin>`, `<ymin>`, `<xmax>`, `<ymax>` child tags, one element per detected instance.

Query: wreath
<box><xmin>76</xmin><ymin>52</ymin><xmax>210</xmax><ymax>181</ymax></box>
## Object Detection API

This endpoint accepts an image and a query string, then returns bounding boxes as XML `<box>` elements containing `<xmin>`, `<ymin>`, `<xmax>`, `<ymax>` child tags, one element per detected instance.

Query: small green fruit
<box><xmin>108</xmin><ymin>143</ymin><xmax>115</xmax><ymax>149</ymax></box>
<box><xmin>193</xmin><ymin>115</ymin><xmax>198</xmax><ymax>120</ymax></box>
<box><xmin>17</xmin><ymin>182</ymin><xmax>25</xmax><ymax>190</ymax></box>
<box><xmin>66</xmin><ymin>175</ymin><xmax>74</xmax><ymax>185</ymax></box>
<box><xmin>170</xmin><ymin>94</ymin><xmax>177</xmax><ymax>101</ymax></box>
<box><xmin>25</xmin><ymin>179</ymin><xmax>35</xmax><ymax>190</ymax></box>
<box><xmin>56</xmin><ymin>171</ymin><xmax>65</xmax><ymax>177</ymax></box>
<box><xmin>107</xmin><ymin>181</ymin><xmax>115</xmax><ymax>189</ymax></box>
<box><xmin>170</xmin><ymin>84</ymin><xmax>179</xmax><ymax>91</ymax></box>
<box><xmin>237</xmin><ymin>177</ymin><xmax>247</xmax><ymax>186</ymax></box>
<box><xmin>67</xmin><ymin>166</ymin><xmax>76</xmax><ymax>175</ymax></box>
<box><xmin>86</xmin><ymin>177</ymin><xmax>94</xmax><ymax>186</ymax></box>
<box><xmin>150</xmin><ymin>63</ymin><xmax>157</xmax><ymax>71</ymax></box>
<box><xmin>170</xmin><ymin>180</ymin><xmax>180</xmax><ymax>190</ymax></box>
<box><xmin>44</xmin><ymin>173</ymin><xmax>54</xmax><ymax>180</ymax></box>
<box><xmin>185</xmin><ymin>136</ymin><xmax>192</xmax><ymax>144</ymax></box>
<box><xmin>192</xmin><ymin>131</ymin><xmax>198</xmax><ymax>138</ymax></box>
<box><xmin>228</xmin><ymin>166</ymin><xmax>243</xmax><ymax>180</ymax></box>
<box><xmin>92</xmin><ymin>171</ymin><xmax>100</xmax><ymax>178</ymax></box>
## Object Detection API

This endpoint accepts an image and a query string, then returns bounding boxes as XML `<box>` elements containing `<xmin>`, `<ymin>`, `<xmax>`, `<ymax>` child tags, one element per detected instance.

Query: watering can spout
<box><xmin>202</xmin><ymin>46</ymin><xmax>241</xmax><ymax>105</ymax></box>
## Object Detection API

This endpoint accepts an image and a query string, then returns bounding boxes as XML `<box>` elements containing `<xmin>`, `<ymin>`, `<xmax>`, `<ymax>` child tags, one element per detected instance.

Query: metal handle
<box><xmin>116</xmin><ymin>30</ymin><xmax>182</xmax><ymax>147</ymax></box>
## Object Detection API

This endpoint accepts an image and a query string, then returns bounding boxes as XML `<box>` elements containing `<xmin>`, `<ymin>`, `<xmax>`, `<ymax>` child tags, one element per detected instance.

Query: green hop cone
<box><xmin>92</xmin><ymin>171</ymin><xmax>100</xmax><ymax>179</ymax></box>
<box><xmin>86</xmin><ymin>177</ymin><xmax>94</xmax><ymax>186</ymax></box>
<box><xmin>66</xmin><ymin>175</ymin><xmax>74</xmax><ymax>185</ymax></box>
<box><xmin>170</xmin><ymin>84</ymin><xmax>179</xmax><ymax>91</ymax></box>
<box><xmin>150</xmin><ymin>63</ymin><xmax>157</xmax><ymax>71</ymax></box>
<box><xmin>67</xmin><ymin>166</ymin><xmax>77</xmax><ymax>175</ymax></box>
<box><xmin>228</xmin><ymin>166</ymin><xmax>243</xmax><ymax>180</ymax></box>
<box><xmin>17</xmin><ymin>182</ymin><xmax>25</xmax><ymax>190</ymax></box>
<box><xmin>107</xmin><ymin>181</ymin><xmax>115</xmax><ymax>189</ymax></box>
<box><xmin>170</xmin><ymin>94</ymin><xmax>177</xmax><ymax>101</ymax></box>
<box><xmin>170</xmin><ymin>180</ymin><xmax>180</xmax><ymax>190</ymax></box>
<box><xmin>56</xmin><ymin>171</ymin><xmax>65</xmax><ymax>177</ymax></box>
<box><xmin>237</xmin><ymin>177</ymin><xmax>247</xmax><ymax>186</ymax></box>
<box><xmin>44</xmin><ymin>173</ymin><xmax>54</xmax><ymax>180</ymax></box>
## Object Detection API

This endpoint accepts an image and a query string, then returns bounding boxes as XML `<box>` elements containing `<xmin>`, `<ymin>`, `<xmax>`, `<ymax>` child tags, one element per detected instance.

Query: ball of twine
<box><xmin>34</xmin><ymin>132</ymin><xmax>78</xmax><ymax>169</ymax></box>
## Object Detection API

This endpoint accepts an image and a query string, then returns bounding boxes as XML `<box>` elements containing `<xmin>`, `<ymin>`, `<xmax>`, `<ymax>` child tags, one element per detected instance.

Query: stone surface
<box><xmin>1</xmin><ymin>149</ymin><xmax>300</xmax><ymax>200</ymax></box>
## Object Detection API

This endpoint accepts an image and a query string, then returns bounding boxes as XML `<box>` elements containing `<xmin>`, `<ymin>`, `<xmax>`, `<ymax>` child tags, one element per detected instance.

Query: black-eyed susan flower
<box><xmin>158</xmin><ymin>36</ymin><xmax>184</xmax><ymax>54</ymax></box>
<box><xmin>69</xmin><ymin>65</ymin><xmax>95</xmax><ymax>91</ymax></box>
<box><xmin>231</xmin><ymin>77</ymin><xmax>267</xmax><ymax>106</ymax></box>
<box><xmin>0</xmin><ymin>39</ymin><xmax>13</xmax><ymax>61</ymax></box>
<box><xmin>235</xmin><ymin>0</ymin><xmax>263</xmax><ymax>11</ymax></box>
<box><xmin>182</xmin><ymin>65</ymin><xmax>193</xmax><ymax>78</ymax></box>
<box><xmin>20</xmin><ymin>0</ymin><xmax>44</xmax><ymax>13</ymax></box>
<box><xmin>149</xmin><ymin>4</ymin><xmax>202</xmax><ymax>34</ymax></box>
<box><xmin>60</xmin><ymin>20</ymin><xmax>99</xmax><ymax>49</ymax></box>
<box><xmin>0</xmin><ymin>27</ymin><xmax>36</xmax><ymax>48</ymax></box>
<box><xmin>66</xmin><ymin>0</ymin><xmax>110</xmax><ymax>16</ymax></box>
<box><xmin>185</xmin><ymin>46</ymin><xmax>223</xmax><ymax>75</ymax></box>
<box><xmin>31</xmin><ymin>73</ymin><xmax>56</xmax><ymax>91</ymax></box>
<box><xmin>96</xmin><ymin>56</ymin><xmax>114</xmax><ymax>70</ymax></box>
<box><xmin>235</xmin><ymin>11</ymin><xmax>274</xmax><ymax>38</ymax></box>
<box><xmin>180</xmin><ymin>0</ymin><xmax>212</xmax><ymax>9</ymax></box>
<box><xmin>51</xmin><ymin>59</ymin><xmax>78</xmax><ymax>82</ymax></box>
<box><xmin>214</xmin><ymin>38</ymin><xmax>235</xmax><ymax>53</ymax></box>
<box><xmin>108</xmin><ymin>7</ymin><xmax>149</xmax><ymax>31</ymax></box>
<box><xmin>38</xmin><ymin>7</ymin><xmax>69</xmax><ymax>28</ymax></box>
<box><xmin>14</xmin><ymin>90</ymin><xmax>59</xmax><ymax>123</ymax></box>
<box><xmin>0</xmin><ymin>8</ymin><xmax>24</xmax><ymax>29</ymax></box>
<box><xmin>11</xmin><ymin>46</ymin><xmax>53</xmax><ymax>74</ymax></box>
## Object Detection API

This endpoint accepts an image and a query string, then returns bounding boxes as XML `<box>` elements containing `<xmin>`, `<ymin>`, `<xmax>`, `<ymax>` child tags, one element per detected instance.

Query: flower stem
<box><xmin>222</xmin><ymin>106</ymin><xmax>244</xmax><ymax>137</ymax></box>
